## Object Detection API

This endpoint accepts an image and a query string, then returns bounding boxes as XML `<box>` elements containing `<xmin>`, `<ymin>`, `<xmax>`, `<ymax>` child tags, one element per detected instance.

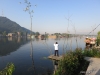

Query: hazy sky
<box><xmin>0</xmin><ymin>0</ymin><xmax>100</xmax><ymax>34</ymax></box>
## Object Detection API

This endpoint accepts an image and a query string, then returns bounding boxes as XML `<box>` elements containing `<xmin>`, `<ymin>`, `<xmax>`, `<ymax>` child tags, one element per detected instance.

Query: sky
<box><xmin>0</xmin><ymin>0</ymin><xmax>100</xmax><ymax>34</ymax></box>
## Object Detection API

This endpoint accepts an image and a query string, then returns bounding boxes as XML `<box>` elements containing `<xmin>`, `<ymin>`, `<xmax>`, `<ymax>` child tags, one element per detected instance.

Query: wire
<box><xmin>87</xmin><ymin>24</ymin><xmax>100</xmax><ymax>35</ymax></box>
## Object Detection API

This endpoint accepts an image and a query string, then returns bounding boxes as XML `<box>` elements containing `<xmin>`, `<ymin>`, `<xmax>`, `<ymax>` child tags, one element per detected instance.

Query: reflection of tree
<box><xmin>28</xmin><ymin>39</ymin><xmax>53</xmax><ymax>75</ymax></box>
<box><xmin>28</xmin><ymin>39</ymin><xmax>36</xmax><ymax>74</ymax></box>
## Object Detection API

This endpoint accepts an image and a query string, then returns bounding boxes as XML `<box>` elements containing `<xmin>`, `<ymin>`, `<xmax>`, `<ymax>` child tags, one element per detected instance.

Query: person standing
<box><xmin>54</xmin><ymin>42</ymin><xmax>59</xmax><ymax>56</ymax></box>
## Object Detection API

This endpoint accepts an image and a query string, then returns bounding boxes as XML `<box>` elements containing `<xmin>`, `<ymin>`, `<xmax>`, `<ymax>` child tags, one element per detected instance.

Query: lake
<box><xmin>0</xmin><ymin>36</ymin><xmax>86</xmax><ymax>75</ymax></box>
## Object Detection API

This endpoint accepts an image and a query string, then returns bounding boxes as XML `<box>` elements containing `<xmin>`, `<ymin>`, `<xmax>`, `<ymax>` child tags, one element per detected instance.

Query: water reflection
<box><xmin>28</xmin><ymin>38</ymin><xmax>36</xmax><ymax>74</ymax></box>
<box><xmin>0</xmin><ymin>36</ymin><xmax>86</xmax><ymax>75</ymax></box>
<box><xmin>53</xmin><ymin>60</ymin><xmax>59</xmax><ymax>74</ymax></box>
<box><xmin>28</xmin><ymin>38</ymin><xmax>53</xmax><ymax>75</ymax></box>
<box><xmin>0</xmin><ymin>37</ymin><xmax>29</xmax><ymax>56</ymax></box>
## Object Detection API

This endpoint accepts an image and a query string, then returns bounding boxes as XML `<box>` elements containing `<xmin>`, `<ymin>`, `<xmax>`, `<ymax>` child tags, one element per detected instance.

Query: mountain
<box><xmin>0</xmin><ymin>16</ymin><xmax>32</xmax><ymax>33</ymax></box>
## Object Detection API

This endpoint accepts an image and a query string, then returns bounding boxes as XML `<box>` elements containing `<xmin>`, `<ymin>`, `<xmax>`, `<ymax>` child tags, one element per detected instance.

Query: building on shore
<box><xmin>8</xmin><ymin>33</ymin><xmax>15</xmax><ymax>37</ymax></box>
<box><xmin>7</xmin><ymin>32</ymin><xmax>21</xmax><ymax>37</ymax></box>
<box><xmin>48</xmin><ymin>35</ymin><xmax>57</xmax><ymax>39</ymax></box>
<box><xmin>17</xmin><ymin>32</ymin><xmax>21</xmax><ymax>37</ymax></box>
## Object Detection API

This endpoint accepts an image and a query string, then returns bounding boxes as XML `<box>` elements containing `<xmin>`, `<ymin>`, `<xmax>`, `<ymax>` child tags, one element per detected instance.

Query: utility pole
<box><xmin>2</xmin><ymin>9</ymin><xmax>4</xmax><ymax>17</ymax></box>
<box><xmin>45</xmin><ymin>32</ymin><xmax>46</xmax><ymax>40</ymax></box>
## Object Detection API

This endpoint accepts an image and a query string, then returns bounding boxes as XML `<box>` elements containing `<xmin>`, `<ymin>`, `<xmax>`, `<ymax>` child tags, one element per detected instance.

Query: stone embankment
<box><xmin>85</xmin><ymin>57</ymin><xmax>100</xmax><ymax>75</ymax></box>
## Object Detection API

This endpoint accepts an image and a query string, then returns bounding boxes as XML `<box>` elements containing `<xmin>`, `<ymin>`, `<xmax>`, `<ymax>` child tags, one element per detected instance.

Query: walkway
<box><xmin>85</xmin><ymin>57</ymin><xmax>100</xmax><ymax>75</ymax></box>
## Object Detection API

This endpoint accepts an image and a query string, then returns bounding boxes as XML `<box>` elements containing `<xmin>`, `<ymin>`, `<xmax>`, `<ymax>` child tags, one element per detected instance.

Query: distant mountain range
<box><xmin>0</xmin><ymin>16</ymin><xmax>32</xmax><ymax>33</ymax></box>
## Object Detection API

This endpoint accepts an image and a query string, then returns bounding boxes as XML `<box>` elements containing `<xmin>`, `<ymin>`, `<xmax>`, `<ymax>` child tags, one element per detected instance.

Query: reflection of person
<box><xmin>54</xmin><ymin>42</ymin><xmax>59</xmax><ymax>56</ymax></box>
<box><xmin>54</xmin><ymin>60</ymin><xmax>58</xmax><ymax>74</ymax></box>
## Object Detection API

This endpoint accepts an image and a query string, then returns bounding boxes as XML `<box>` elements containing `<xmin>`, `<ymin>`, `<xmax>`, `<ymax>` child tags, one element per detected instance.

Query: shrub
<box><xmin>96</xmin><ymin>39</ymin><xmax>100</xmax><ymax>46</ymax></box>
<box><xmin>0</xmin><ymin>63</ymin><xmax>15</xmax><ymax>75</ymax></box>
<box><xmin>54</xmin><ymin>49</ymin><xmax>88</xmax><ymax>75</ymax></box>
<box><xmin>83</xmin><ymin>48</ymin><xmax>100</xmax><ymax>58</ymax></box>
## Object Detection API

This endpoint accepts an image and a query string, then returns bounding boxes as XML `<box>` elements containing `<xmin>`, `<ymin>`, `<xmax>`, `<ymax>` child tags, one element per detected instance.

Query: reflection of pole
<box><xmin>30</xmin><ymin>39</ymin><xmax>33</xmax><ymax>58</ymax></box>
<box><xmin>29</xmin><ymin>39</ymin><xmax>36</xmax><ymax>74</ymax></box>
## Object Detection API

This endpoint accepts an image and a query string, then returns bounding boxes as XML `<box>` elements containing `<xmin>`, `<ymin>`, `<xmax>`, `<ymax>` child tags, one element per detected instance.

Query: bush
<box><xmin>83</xmin><ymin>48</ymin><xmax>100</xmax><ymax>58</ymax></box>
<box><xmin>96</xmin><ymin>39</ymin><xmax>100</xmax><ymax>46</ymax></box>
<box><xmin>0</xmin><ymin>63</ymin><xmax>15</xmax><ymax>75</ymax></box>
<box><xmin>54</xmin><ymin>49</ymin><xmax>89</xmax><ymax>75</ymax></box>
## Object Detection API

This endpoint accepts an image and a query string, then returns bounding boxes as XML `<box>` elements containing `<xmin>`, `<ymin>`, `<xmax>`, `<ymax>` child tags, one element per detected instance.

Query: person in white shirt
<box><xmin>54</xmin><ymin>42</ymin><xmax>59</xmax><ymax>56</ymax></box>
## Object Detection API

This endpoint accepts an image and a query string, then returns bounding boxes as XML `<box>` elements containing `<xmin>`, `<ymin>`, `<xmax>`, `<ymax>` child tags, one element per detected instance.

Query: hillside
<box><xmin>0</xmin><ymin>16</ymin><xmax>32</xmax><ymax>33</ymax></box>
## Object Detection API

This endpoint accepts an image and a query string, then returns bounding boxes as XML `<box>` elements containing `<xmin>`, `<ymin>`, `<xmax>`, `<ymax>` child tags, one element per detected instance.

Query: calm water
<box><xmin>0</xmin><ymin>36</ymin><xmax>86</xmax><ymax>75</ymax></box>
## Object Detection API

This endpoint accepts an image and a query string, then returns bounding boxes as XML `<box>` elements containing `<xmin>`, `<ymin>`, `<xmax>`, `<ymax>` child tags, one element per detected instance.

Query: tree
<box><xmin>2</xmin><ymin>31</ymin><xmax>6</xmax><ymax>36</ymax></box>
<box><xmin>32</xmin><ymin>32</ymin><xmax>35</xmax><ymax>35</ymax></box>
<box><xmin>35</xmin><ymin>32</ymin><xmax>40</xmax><ymax>36</ymax></box>
<box><xmin>14</xmin><ymin>32</ymin><xmax>18</xmax><ymax>37</ymax></box>
<box><xmin>97</xmin><ymin>31</ymin><xmax>100</xmax><ymax>39</ymax></box>
<box><xmin>20</xmin><ymin>0</ymin><xmax>36</xmax><ymax>36</ymax></box>
<box><xmin>97</xmin><ymin>31</ymin><xmax>100</xmax><ymax>46</ymax></box>
<box><xmin>20</xmin><ymin>32</ymin><xmax>23</xmax><ymax>36</ymax></box>
<box><xmin>54</xmin><ymin>33</ymin><xmax>59</xmax><ymax>37</ymax></box>
<box><xmin>98</xmin><ymin>31</ymin><xmax>100</xmax><ymax>35</ymax></box>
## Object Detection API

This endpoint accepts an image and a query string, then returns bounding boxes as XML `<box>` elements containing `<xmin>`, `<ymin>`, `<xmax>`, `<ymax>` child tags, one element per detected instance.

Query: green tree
<box><xmin>2</xmin><ymin>31</ymin><xmax>6</xmax><ymax>36</ymax></box>
<box><xmin>35</xmin><ymin>32</ymin><xmax>40</xmax><ymax>36</ymax></box>
<box><xmin>14</xmin><ymin>32</ymin><xmax>18</xmax><ymax>37</ymax></box>
<box><xmin>54</xmin><ymin>33</ymin><xmax>59</xmax><ymax>37</ymax></box>
<box><xmin>97</xmin><ymin>31</ymin><xmax>100</xmax><ymax>39</ymax></box>
<box><xmin>97</xmin><ymin>31</ymin><xmax>100</xmax><ymax>46</ymax></box>
<box><xmin>32</xmin><ymin>32</ymin><xmax>35</xmax><ymax>35</ymax></box>
<box><xmin>20</xmin><ymin>32</ymin><xmax>23</xmax><ymax>36</ymax></box>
